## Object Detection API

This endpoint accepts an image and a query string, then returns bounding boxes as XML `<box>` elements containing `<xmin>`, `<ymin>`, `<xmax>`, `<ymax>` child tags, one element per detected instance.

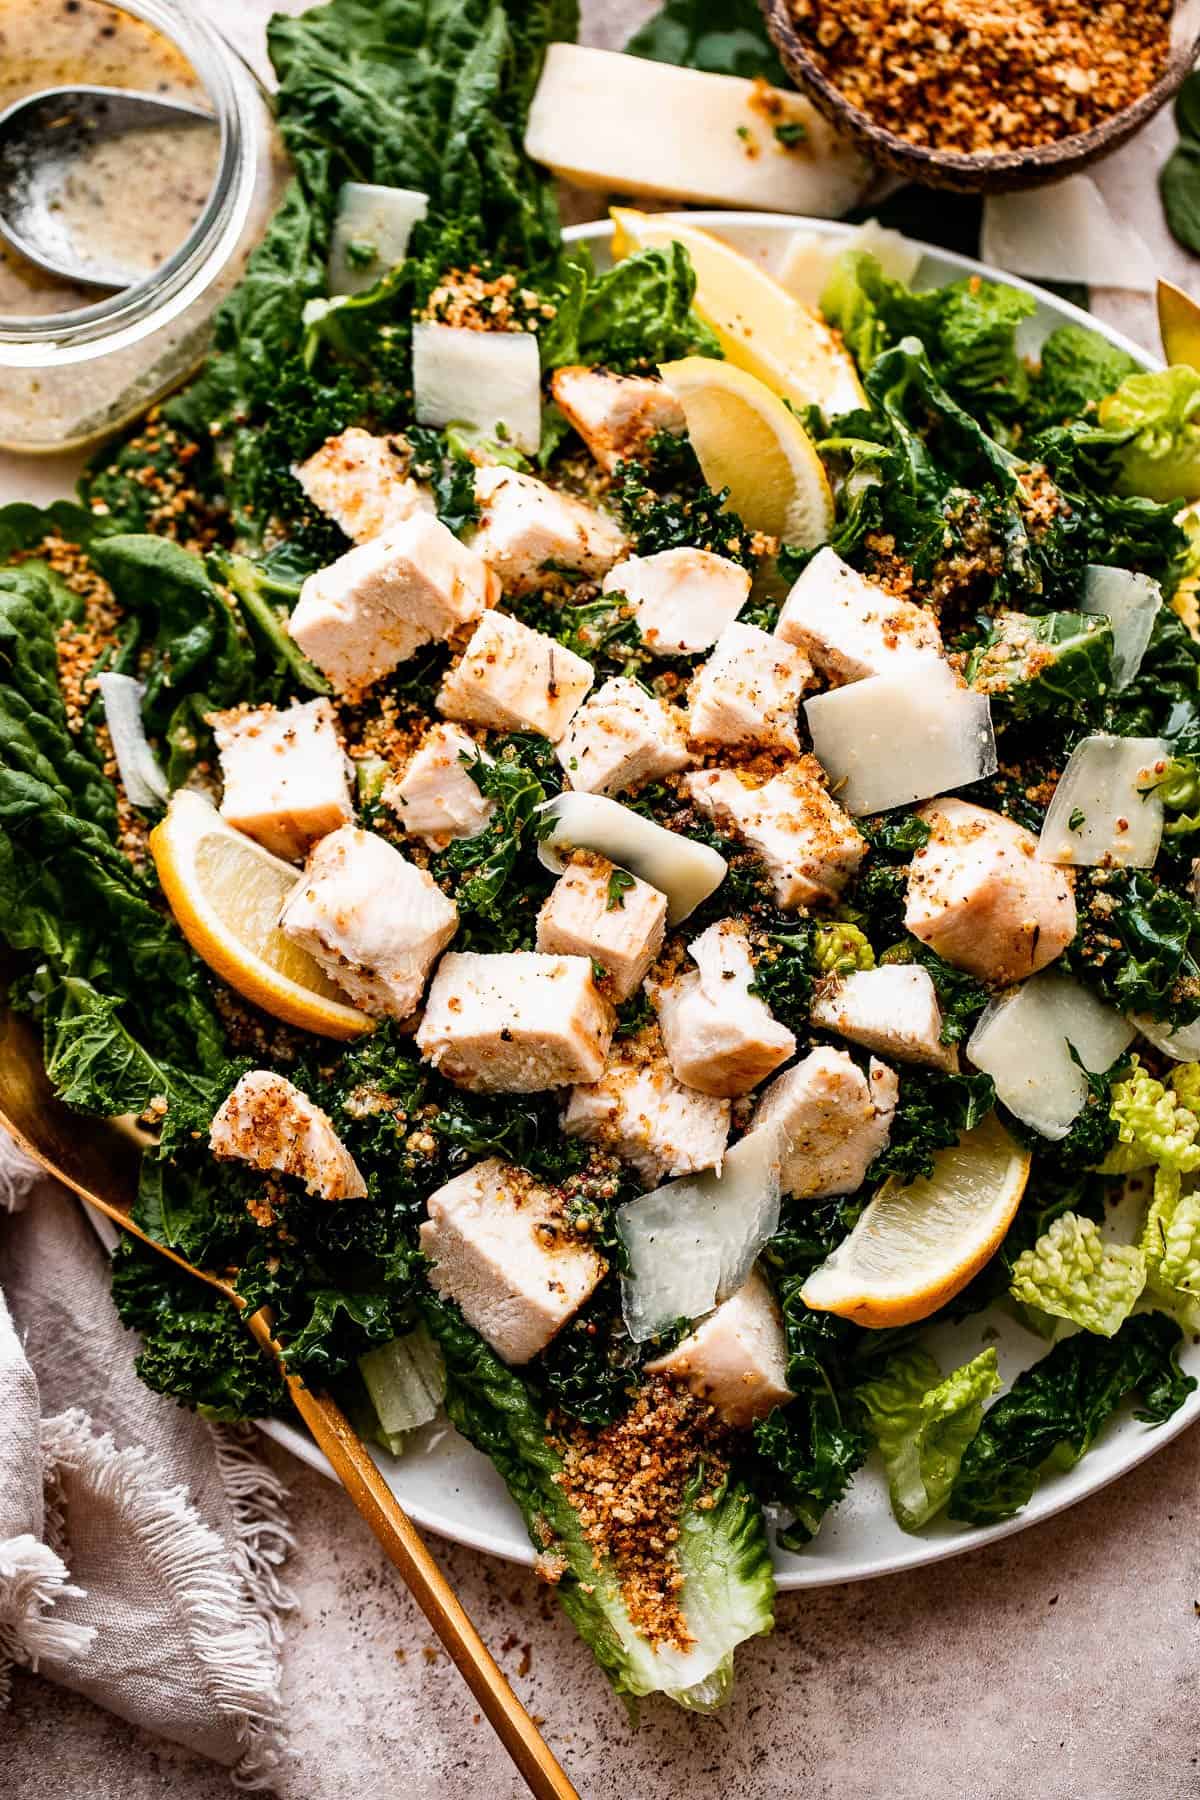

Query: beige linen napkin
<box><xmin>0</xmin><ymin>1135</ymin><xmax>295</xmax><ymax>1786</ymax></box>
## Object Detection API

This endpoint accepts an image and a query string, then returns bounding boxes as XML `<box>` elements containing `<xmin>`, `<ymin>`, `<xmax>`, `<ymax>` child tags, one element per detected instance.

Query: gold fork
<box><xmin>0</xmin><ymin>977</ymin><xmax>578</xmax><ymax>1800</ymax></box>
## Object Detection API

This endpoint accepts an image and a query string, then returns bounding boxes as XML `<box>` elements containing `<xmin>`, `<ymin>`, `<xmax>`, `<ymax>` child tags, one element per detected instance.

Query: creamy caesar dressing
<box><xmin>0</xmin><ymin>0</ymin><xmax>219</xmax><ymax>315</ymax></box>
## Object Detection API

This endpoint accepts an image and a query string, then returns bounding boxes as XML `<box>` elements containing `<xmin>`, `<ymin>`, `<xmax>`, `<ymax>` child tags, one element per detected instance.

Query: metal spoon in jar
<box><xmin>0</xmin><ymin>85</ymin><xmax>217</xmax><ymax>293</ymax></box>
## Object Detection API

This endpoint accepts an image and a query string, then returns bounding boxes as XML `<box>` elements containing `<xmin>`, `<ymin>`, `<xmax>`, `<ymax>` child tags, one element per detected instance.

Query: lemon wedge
<box><xmin>660</xmin><ymin>355</ymin><xmax>835</xmax><ymax>547</ymax></box>
<box><xmin>800</xmin><ymin>1112</ymin><xmax>1031</xmax><ymax>1329</ymax></box>
<box><xmin>611</xmin><ymin>207</ymin><xmax>866</xmax><ymax>417</ymax></box>
<box><xmin>151</xmin><ymin>791</ymin><xmax>371</xmax><ymax>1041</ymax></box>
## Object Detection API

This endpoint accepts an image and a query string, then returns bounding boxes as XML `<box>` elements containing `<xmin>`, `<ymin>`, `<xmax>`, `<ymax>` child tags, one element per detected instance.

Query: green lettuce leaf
<box><xmin>1008</xmin><ymin>1212</ymin><xmax>1146</xmax><ymax>1338</ymax></box>
<box><xmin>1024</xmin><ymin>323</ymin><xmax>1141</xmax><ymax>434</ymax></box>
<box><xmin>1097</xmin><ymin>366</ymin><xmax>1200</xmax><ymax>504</ymax></box>
<box><xmin>857</xmin><ymin>1347</ymin><xmax>1001</xmax><ymax>1531</ymax></box>
<box><xmin>1140</xmin><ymin>1167</ymin><xmax>1200</xmax><ymax>1330</ymax></box>
<box><xmin>948</xmin><ymin>1311</ymin><xmax>1195</xmax><ymax>1525</ymax></box>
<box><xmin>1103</xmin><ymin>1058</ymin><xmax>1200</xmax><ymax>1175</ymax></box>
<box><xmin>424</xmin><ymin>1296</ymin><xmax>775</xmax><ymax>1710</ymax></box>
<box><xmin>0</xmin><ymin>560</ymin><xmax>227</xmax><ymax>1108</ymax></box>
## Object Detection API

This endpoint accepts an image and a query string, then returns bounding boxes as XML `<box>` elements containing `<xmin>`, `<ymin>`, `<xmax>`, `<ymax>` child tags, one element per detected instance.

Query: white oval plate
<box><xmin>61</xmin><ymin>211</ymin><xmax>1199</xmax><ymax>1587</ymax></box>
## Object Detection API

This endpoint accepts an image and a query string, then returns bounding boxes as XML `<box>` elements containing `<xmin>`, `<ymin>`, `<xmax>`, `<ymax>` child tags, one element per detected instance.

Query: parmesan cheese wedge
<box><xmin>1081</xmin><ymin>564</ymin><xmax>1161</xmax><ymax>691</ymax></box>
<box><xmin>1037</xmin><ymin>734</ymin><xmax>1167</xmax><ymax>869</ymax></box>
<box><xmin>966</xmin><ymin>972</ymin><xmax>1135</xmax><ymax>1140</ymax></box>
<box><xmin>537</xmin><ymin>791</ymin><xmax>726</xmax><ymax>925</ymax></box>
<box><xmin>525</xmin><ymin>44</ymin><xmax>869</xmax><ymax>215</ymax></box>
<box><xmin>412</xmin><ymin>323</ymin><xmax>542</xmax><ymax>455</ymax></box>
<box><xmin>329</xmin><ymin>183</ymin><xmax>428</xmax><ymax>296</ymax></box>
<box><xmin>981</xmin><ymin>176</ymin><xmax>1156</xmax><ymax>294</ymax></box>
<box><xmin>777</xmin><ymin>220</ymin><xmax>922</xmax><ymax>311</ymax></box>
<box><xmin>804</xmin><ymin>662</ymin><xmax>996</xmax><ymax>815</ymax></box>
<box><xmin>617</xmin><ymin>1123</ymin><xmax>786</xmax><ymax>1342</ymax></box>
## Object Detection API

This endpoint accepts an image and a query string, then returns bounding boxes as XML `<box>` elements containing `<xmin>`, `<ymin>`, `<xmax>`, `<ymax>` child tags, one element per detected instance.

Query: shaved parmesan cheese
<box><xmin>412</xmin><ymin>323</ymin><xmax>541</xmax><ymax>455</ymax></box>
<box><xmin>1082</xmin><ymin>565</ymin><xmax>1161</xmax><ymax>690</ymax></box>
<box><xmin>617</xmin><ymin>1123</ymin><xmax>786</xmax><ymax>1341</ymax></box>
<box><xmin>966</xmin><ymin>971</ymin><xmax>1135</xmax><ymax>1140</ymax></box>
<box><xmin>537</xmin><ymin>791</ymin><xmax>726</xmax><ymax>925</ymax></box>
<box><xmin>329</xmin><ymin>183</ymin><xmax>428</xmax><ymax>297</ymax></box>
<box><xmin>981</xmin><ymin>176</ymin><xmax>1155</xmax><ymax>293</ymax></box>
<box><xmin>803</xmin><ymin>662</ymin><xmax>996</xmax><ymax>815</ymax></box>
<box><xmin>95</xmin><ymin>673</ymin><xmax>168</xmax><ymax>809</ymax></box>
<box><xmin>778</xmin><ymin>220</ymin><xmax>922</xmax><ymax>310</ymax></box>
<box><xmin>524</xmin><ymin>44</ymin><xmax>868</xmax><ymax>216</ymax></box>
<box><xmin>1037</xmin><ymin>735</ymin><xmax>1167</xmax><ymax>868</ymax></box>
<box><xmin>1132</xmin><ymin>1012</ymin><xmax>1200</xmax><ymax>1062</ymax></box>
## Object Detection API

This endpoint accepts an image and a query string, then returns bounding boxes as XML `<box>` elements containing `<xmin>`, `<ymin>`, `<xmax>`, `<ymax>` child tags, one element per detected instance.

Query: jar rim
<box><xmin>0</xmin><ymin>0</ymin><xmax>256</xmax><ymax>347</ymax></box>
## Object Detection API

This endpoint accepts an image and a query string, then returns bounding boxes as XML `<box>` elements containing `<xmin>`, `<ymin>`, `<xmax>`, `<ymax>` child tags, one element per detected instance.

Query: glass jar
<box><xmin>0</xmin><ymin>0</ymin><xmax>288</xmax><ymax>454</ymax></box>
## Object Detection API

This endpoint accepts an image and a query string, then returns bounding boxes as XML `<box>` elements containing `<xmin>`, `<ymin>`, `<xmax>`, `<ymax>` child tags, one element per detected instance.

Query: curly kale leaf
<box><xmin>613</xmin><ymin>456</ymin><xmax>758</xmax><ymax>569</ymax></box>
<box><xmin>406</xmin><ymin>425</ymin><xmax>481</xmax><ymax>538</ymax></box>
<box><xmin>431</xmin><ymin>734</ymin><xmax>560</xmax><ymax>951</ymax></box>
<box><xmin>110</xmin><ymin>1237</ymin><xmax>287</xmax><ymax>1422</ymax></box>
<box><xmin>948</xmin><ymin>1310</ymin><xmax>1195</xmax><ymax>1525</ymax></box>
<box><xmin>865</xmin><ymin>1069</ymin><xmax>996</xmax><ymax>1185</ymax></box>
<box><xmin>749</xmin><ymin>1206</ymin><xmax>874</xmax><ymax>1545</ymax></box>
<box><xmin>1066</xmin><ymin>867</ymin><xmax>1200</xmax><ymax>1026</ymax></box>
<box><xmin>967</xmin><ymin>610</ymin><xmax>1115</xmax><ymax>720</ymax></box>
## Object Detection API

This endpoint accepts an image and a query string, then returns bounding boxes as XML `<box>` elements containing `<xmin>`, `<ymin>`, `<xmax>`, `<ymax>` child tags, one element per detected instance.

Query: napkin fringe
<box><xmin>211</xmin><ymin>1423</ymin><xmax>298</xmax><ymax>1649</ymax></box>
<box><xmin>42</xmin><ymin>1411</ymin><xmax>289</xmax><ymax>1790</ymax></box>
<box><xmin>0</xmin><ymin>1532</ymin><xmax>96</xmax><ymax>1706</ymax></box>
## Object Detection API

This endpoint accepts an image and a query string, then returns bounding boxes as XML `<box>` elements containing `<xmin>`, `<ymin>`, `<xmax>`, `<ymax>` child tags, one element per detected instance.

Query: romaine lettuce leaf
<box><xmin>1103</xmin><ymin>1058</ymin><xmax>1200</xmax><ymax>1175</ymax></box>
<box><xmin>0</xmin><ymin>559</ymin><xmax>227</xmax><ymax>1106</ymax></box>
<box><xmin>857</xmin><ymin>1347</ymin><xmax>1000</xmax><ymax>1531</ymax></box>
<box><xmin>1140</xmin><ymin>1167</ymin><xmax>1200</xmax><ymax>1330</ymax></box>
<box><xmin>424</xmin><ymin>1296</ymin><xmax>775</xmax><ymax>1711</ymax></box>
<box><xmin>1098</xmin><ymin>366</ymin><xmax>1200</xmax><ymax>503</ymax></box>
<box><xmin>1008</xmin><ymin>1212</ymin><xmax>1146</xmax><ymax>1338</ymax></box>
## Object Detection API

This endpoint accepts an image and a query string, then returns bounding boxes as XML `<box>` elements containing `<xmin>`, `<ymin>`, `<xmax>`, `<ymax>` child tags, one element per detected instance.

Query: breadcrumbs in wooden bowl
<box><xmin>760</xmin><ymin>0</ymin><xmax>1200</xmax><ymax>192</ymax></box>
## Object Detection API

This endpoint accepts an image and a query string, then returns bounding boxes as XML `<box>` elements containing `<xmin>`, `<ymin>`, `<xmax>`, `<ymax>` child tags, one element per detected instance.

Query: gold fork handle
<box><xmin>243</xmin><ymin>1312</ymin><xmax>579</xmax><ymax>1800</ymax></box>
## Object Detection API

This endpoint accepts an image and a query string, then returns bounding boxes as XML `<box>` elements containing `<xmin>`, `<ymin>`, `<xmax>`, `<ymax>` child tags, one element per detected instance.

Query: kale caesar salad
<box><xmin>8</xmin><ymin>0</ymin><xmax>1200</xmax><ymax>1713</ymax></box>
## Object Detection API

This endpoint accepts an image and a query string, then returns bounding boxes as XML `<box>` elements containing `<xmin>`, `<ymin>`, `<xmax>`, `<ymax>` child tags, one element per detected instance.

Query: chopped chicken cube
<box><xmin>688</xmin><ymin>621</ymin><xmax>812</xmax><ymax>753</ymax></box>
<box><xmin>210</xmin><ymin>1070</ymin><xmax>366</xmax><ymax>1200</ymax></box>
<box><xmin>644</xmin><ymin>1267</ymin><xmax>793</xmax><ymax>1427</ymax></box>
<box><xmin>752</xmin><ymin>1047</ymin><xmax>898</xmax><ymax>1199</ymax></box>
<box><xmin>470</xmin><ymin>465</ymin><xmax>625</xmax><ymax>595</ymax></box>
<box><xmin>549</xmin><ymin>366</ymin><xmax>686</xmax><ymax>473</ymax></box>
<box><xmin>684</xmin><ymin>763</ymin><xmax>865</xmax><ymax>909</ymax></box>
<box><xmin>289</xmin><ymin>514</ymin><xmax>497</xmax><ymax>697</ymax></box>
<box><xmin>905</xmin><ymin>797</ymin><xmax>1076</xmax><ymax>985</ymax></box>
<box><xmin>563</xmin><ymin>1037</ymin><xmax>731</xmax><ymax>1186</ymax></box>
<box><xmin>420</xmin><ymin>1157</ymin><xmax>605</xmax><ymax>1364</ymax></box>
<box><xmin>416</xmin><ymin>951</ymin><xmax>614</xmax><ymax>1092</ymax></box>
<box><xmin>437</xmin><ymin>609</ymin><xmax>593</xmax><ymax>741</ymax></box>
<box><xmin>556</xmin><ymin>676</ymin><xmax>689</xmax><ymax>795</ymax></box>
<box><xmin>536</xmin><ymin>856</ymin><xmax>667</xmax><ymax>1002</ymax></box>
<box><xmin>384</xmin><ymin>722</ymin><xmax>494</xmax><ymax>849</ymax></box>
<box><xmin>293</xmin><ymin>427</ymin><xmax>433</xmax><ymax>544</ymax></box>
<box><xmin>775</xmin><ymin>546</ymin><xmax>943</xmax><ymax>684</ymax></box>
<box><xmin>278</xmin><ymin>825</ymin><xmax>457</xmax><ymax>1020</ymax></box>
<box><xmin>602</xmin><ymin>547</ymin><xmax>750</xmax><ymax>655</ymax></box>
<box><xmin>651</xmin><ymin>918</ymin><xmax>796</xmax><ymax>1098</ymax></box>
<box><xmin>213</xmin><ymin>697</ymin><xmax>353</xmax><ymax>862</ymax></box>
<box><xmin>810</xmin><ymin>965</ymin><xmax>958</xmax><ymax>1072</ymax></box>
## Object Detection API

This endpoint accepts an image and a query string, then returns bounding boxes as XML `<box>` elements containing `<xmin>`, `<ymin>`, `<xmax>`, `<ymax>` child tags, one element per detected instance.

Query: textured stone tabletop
<box><xmin>5</xmin><ymin>4</ymin><xmax>1199</xmax><ymax>1797</ymax></box>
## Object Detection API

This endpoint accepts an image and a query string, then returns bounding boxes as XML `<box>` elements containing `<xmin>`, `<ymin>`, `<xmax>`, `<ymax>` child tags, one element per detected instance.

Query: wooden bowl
<box><xmin>759</xmin><ymin>0</ymin><xmax>1200</xmax><ymax>194</ymax></box>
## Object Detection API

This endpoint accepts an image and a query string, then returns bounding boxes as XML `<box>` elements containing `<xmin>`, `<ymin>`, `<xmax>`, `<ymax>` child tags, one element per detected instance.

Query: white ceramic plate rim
<box><xmin>68</xmin><ymin>209</ymin><xmax>1200</xmax><ymax>1589</ymax></box>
